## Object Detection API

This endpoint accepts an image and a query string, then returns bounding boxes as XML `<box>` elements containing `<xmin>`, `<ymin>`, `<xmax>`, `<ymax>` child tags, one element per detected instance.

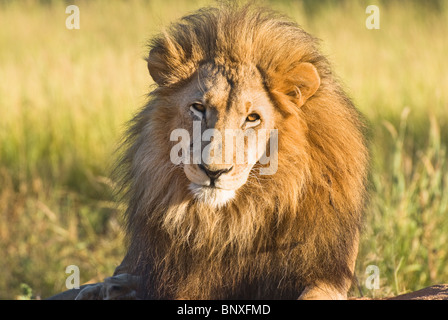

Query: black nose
<box><xmin>198</xmin><ymin>164</ymin><xmax>233</xmax><ymax>180</ymax></box>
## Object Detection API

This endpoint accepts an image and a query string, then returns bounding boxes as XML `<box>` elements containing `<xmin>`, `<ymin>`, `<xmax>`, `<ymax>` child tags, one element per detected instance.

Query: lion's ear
<box><xmin>281</xmin><ymin>62</ymin><xmax>321</xmax><ymax>107</ymax></box>
<box><xmin>146</xmin><ymin>47</ymin><xmax>168</xmax><ymax>86</ymax></box>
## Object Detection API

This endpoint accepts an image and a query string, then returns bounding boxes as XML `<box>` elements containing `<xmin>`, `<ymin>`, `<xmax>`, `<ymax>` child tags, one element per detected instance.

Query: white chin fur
<box><xmin>189</xmin><ymin>183</ymin><xmax>235</xmax><ymax>208</ymax></box>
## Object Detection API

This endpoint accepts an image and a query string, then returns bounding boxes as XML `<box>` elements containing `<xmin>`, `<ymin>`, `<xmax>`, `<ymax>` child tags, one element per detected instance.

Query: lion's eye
<box><xmin>246</xmin><ymin>113</ymin><xmax>260</xmax><ymax>122</ymax></box>
<box><xmin>191</xmin><ymin>103</ymin><xmax>206</xmax><ymax>113</ymax></box>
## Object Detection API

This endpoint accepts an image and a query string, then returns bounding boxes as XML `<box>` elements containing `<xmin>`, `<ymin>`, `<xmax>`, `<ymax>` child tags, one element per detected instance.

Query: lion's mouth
<box><xmin>188</xmin><ymin>183</ymin><xmax>236</xmax><ymax>208</ymax></box>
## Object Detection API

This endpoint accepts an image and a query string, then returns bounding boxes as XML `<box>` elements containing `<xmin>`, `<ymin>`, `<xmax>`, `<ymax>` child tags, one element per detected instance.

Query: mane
<box><xmin>115</xmin><ymin>3</ymin><xmax>369</xmax><ymax>299</ymax></box>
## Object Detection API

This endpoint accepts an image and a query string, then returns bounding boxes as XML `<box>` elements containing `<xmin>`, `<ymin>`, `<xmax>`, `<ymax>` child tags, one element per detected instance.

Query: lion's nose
<box><xmin>198</xmin><ymin>164</ymin><xmax>233</xmax><ymax>180</ymax></box>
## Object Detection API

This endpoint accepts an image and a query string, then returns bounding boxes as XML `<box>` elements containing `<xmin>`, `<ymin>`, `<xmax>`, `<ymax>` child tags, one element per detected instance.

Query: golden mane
<box><xmin>115</xmin><ymin>3</ymin><xmax>369</xmax><ymax>299</ymax></box>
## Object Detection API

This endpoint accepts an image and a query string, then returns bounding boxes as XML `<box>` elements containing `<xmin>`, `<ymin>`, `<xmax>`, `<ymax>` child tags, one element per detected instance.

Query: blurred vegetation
<box><xmin>0</xmin><ymin>0</ymin><xmax>447</xmax><ymax>299</ymax></box>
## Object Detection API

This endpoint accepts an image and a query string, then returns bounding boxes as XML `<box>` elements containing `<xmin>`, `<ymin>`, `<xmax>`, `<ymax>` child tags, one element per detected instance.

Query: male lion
<box><xmin>58</xmin><ymin>4</ymin><xmax>369</xmax><ymax>300</ymax></box>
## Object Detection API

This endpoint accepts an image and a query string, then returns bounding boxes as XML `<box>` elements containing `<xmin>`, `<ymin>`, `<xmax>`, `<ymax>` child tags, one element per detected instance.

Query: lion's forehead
<box><xmin>198</xmin><ymin>64</ymin><xmax>268</xmax><ymax>114</ymax></box>
<box><xmin>200</xmin><ymin>62</ymin><xmax>259</xmax><ymax>84</ymax></box>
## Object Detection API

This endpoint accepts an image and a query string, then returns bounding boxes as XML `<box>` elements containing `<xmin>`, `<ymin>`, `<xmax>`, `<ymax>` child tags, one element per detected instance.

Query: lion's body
<box><xmin>109</xmin><ymin>4</ymin><xmax>369</xmax><ymax>300</ymax></box>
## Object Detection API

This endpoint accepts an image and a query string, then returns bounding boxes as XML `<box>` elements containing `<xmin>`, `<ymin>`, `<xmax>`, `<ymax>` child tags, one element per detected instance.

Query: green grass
<box><xmin>0</xmin><ymin>0</ymin><xmax>447</xmax><ymax>299</ymax></box>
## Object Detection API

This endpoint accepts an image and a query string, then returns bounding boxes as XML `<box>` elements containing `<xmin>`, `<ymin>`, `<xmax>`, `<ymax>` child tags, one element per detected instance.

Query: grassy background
<box><xmin>0</xmin><ymin>0</ymin><xmax>447</xmax><ymax>299</ymax></box>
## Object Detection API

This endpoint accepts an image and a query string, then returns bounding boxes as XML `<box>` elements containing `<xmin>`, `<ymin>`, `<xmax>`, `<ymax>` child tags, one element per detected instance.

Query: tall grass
<box><xmin>0</xmin><ymin>0</ymin><xmax>447</xmax><ymax>299</ymax></box>
<box><xmin>357</xmin><ymin>109</ymin><xmax>448</xmax><ymax>297</ymax></box>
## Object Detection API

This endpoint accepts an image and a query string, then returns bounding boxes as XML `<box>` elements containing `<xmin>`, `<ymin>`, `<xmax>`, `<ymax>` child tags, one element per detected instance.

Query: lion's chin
<box><xmin>188</xmin><ymin>183</ymin><xmax>236</xmax><ymax>208</ymax></box>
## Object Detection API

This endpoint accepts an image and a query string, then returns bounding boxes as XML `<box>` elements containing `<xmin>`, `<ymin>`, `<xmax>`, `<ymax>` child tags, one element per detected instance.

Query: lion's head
<box><xmin>143</xmin><ymin>6</ymin><xmax>323</xmax><ymax>209</ymax></box>
<box><xmin>116</xmin><ymin>4</ymin><xmax>369</xmax><ymax>299</ymax></box>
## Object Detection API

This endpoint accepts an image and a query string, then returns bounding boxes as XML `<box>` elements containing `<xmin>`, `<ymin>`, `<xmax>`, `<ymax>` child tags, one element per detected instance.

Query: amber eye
<box><xmin>246</xmin><ymin>113</ymin><xmax>260</xmax><ymax>122</ymax></box>
<box><xmin>191</xmin><ymin>103</ymin><xmax>206</xmax><ymax>113</ymax></box>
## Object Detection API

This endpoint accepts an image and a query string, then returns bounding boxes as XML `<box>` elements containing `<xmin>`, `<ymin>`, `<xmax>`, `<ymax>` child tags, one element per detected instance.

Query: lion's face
<box><xmin>169</xmin><ymin>63</ymin><xmax>278</xmax><ymax>207</ymax></box>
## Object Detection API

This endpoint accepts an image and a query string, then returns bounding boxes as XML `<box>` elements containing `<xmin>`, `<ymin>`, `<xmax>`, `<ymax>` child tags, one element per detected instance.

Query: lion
<box><xmin>52</xmin><ymin>3</ymin><xmax>369</xmax><ymax>300</ymax></box>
